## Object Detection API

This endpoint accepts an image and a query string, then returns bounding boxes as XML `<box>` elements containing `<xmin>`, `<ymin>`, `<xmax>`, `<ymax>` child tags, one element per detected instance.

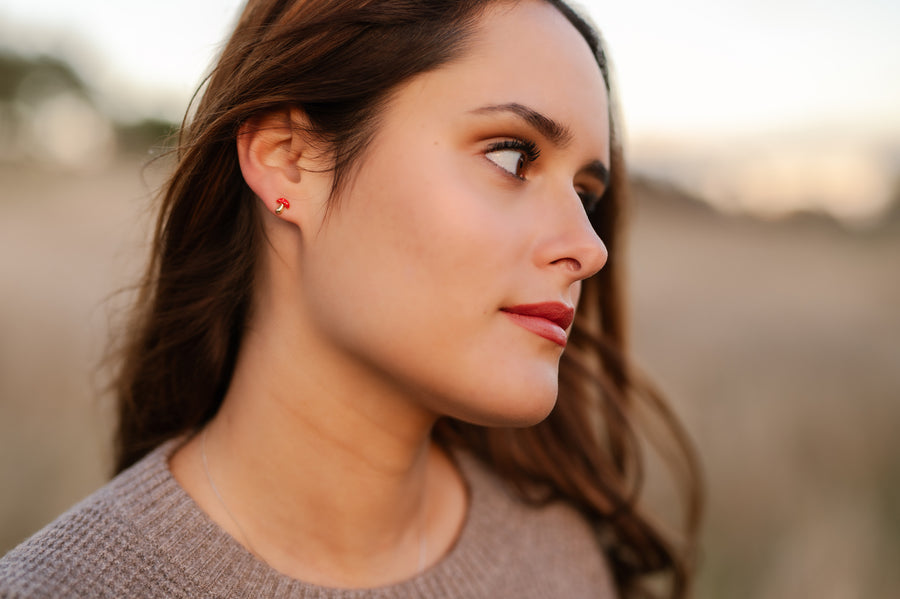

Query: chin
<box><xmin>445</xmin><ymin>377</ymin><xmax>560</xmax><ymax>429</ymax></box>
<box><xmin>495</xmin><ymin>399</ymin><xmax>558</xmax><ymax>428</ymax></box>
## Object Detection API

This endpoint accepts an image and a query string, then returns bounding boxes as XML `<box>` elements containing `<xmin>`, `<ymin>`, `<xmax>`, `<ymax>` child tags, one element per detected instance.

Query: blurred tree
<box><xmin>116</xmin><ymin>118</ymin><xmax>178</xmax><ymax>155</ymax></box>
<box><xmin>0</xmin><ymin>51</ymin><xmax>88</xmax><ymax>102</ymax></box>
<box><xmin>0</xmin><ymin>50</ymin><xmax>177</xmax><ymax>162</ymax></box>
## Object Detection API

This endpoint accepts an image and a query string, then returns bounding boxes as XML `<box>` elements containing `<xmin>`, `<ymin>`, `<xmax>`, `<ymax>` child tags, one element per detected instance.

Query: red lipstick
<box><xmin>500</xmin><ymin>302</ymin><xmax>575</xmax><ymax>347</ymax></box>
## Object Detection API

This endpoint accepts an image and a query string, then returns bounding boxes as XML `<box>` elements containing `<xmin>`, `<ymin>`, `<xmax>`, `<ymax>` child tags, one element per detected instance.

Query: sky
<box><xmin>2</xmin><ymin>0</ymin><xmax>899</xmax><ymax>221</ymax></box>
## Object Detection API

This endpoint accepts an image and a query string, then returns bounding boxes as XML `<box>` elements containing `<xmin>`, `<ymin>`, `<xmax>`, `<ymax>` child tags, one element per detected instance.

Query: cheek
<box><xmin>349</xmin><ymin>147</ymin><xmax>517</xmax><ymax>293</ymax></box>
<box><xmin>296</xmin><ymin>140</ymin><xmax>560</xmax><ymax>424</ymax></box>
<box><xmin>302</xmin><ymin>151</ymin><xmax>494</xmax><ymax>343</ymax></box>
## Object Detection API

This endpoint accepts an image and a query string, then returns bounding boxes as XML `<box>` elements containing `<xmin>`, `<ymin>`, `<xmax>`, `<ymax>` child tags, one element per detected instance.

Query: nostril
<box><xmin>551</xmin><ymin>257</ymin><xmax>582</xmax><ymax>272</ymax></box>
<box><xmin>553</xmin><ymin>258</ymin><xmax>583</xmax><ymax>272</ymax></box>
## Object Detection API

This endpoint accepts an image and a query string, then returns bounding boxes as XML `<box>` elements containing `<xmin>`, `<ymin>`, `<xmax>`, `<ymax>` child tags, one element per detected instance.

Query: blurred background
<box><xmin>1</xmin><ymin>1</ymin><xmax>898</xmax><ymax>597</ymax></box>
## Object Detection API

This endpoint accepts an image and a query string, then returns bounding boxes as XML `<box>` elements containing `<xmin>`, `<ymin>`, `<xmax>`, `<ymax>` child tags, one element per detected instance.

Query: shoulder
<box><xmin>0</xmin><ymin>441</ymin><xmax>202</xmax><ymax>599</ymax></box>
<box><xmin>452</xmin><ymin>451</ymin><xmax>618</xmax><ymax>598</ymax></box>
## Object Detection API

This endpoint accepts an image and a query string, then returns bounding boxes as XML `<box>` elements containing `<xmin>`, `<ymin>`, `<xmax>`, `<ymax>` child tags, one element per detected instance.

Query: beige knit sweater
<box><xmin>0</xmin><ymin>441</ymin><xmax>616</xmax><ymax>598</ymax></box>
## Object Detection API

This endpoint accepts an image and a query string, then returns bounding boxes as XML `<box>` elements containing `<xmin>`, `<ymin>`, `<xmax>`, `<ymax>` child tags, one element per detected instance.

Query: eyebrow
<box><xmin>469</xmin><ymin>102</ymin><xmax>610</xmax><ymax>187</ymax></box>
<box><xmin>584</xmin><ymin>160</ymin><xmax>610</xmax><ymax>187</ymax></box>
<box><xmin>469</xmin><ymin>103</ymin><xmax>573</xmax><ymax>148</ymax></box>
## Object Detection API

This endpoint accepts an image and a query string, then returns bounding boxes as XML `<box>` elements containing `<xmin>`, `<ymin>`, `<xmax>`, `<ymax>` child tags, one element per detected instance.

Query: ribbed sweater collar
<box><xmin>108</xmin><ymin>440</ymin><xmax>520</xmax><ymax>598</ymax></box>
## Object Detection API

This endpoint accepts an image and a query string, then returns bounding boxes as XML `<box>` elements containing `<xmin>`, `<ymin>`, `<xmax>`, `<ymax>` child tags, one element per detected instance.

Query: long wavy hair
<box><xmin>112</xmin><ymin>0</ymin><xmax>702</xmax><ymax>597</ymax></box>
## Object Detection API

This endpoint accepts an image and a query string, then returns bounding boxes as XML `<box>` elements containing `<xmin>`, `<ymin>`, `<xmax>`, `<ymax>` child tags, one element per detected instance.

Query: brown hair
<box><xmin>113</xmin><ymin>1</ymin><xmax>701</xmax><ymax>597</ymax></box>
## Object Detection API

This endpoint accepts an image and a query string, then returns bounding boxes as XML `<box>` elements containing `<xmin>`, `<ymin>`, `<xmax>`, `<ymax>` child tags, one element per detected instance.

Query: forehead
<box><xmin>387</xmin><ymin>0</ymin><xmax>610</xmax><ymax>155</ymax></box>
<box><xmin>454</xmin><ymin>0</ymin><xmax>609</xmax><ymax>139</ymax></box>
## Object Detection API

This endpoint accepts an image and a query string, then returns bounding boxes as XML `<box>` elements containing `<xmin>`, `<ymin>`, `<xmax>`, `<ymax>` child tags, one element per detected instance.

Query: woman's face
<box><xmin>296</xmin><ymin>0</ymin><xmax>610</xmax><ymax>426</ymax></box>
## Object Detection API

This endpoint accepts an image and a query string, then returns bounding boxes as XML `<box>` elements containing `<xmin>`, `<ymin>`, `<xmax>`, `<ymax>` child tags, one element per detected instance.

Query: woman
<box><xmin>0</xmin><ymin>0</ymin><xmax>701</xmax><ymax>597</ymax></box>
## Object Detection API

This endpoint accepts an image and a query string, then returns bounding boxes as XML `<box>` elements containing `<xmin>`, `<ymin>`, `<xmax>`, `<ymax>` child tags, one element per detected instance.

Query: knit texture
<box><xmin>0</xmin><ymin>442</ymin><xmax>616</xmax><ymax>598</ymax></box>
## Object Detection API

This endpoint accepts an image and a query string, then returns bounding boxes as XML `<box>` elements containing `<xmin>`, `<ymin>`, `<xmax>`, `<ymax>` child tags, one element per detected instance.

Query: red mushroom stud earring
<box><xmin>275</xmin><ymin>197</ymin><xmax>290</xmax><ymax>216</ymax></box>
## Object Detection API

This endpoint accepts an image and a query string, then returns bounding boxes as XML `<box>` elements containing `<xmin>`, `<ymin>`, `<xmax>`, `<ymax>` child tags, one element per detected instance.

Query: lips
<box><xmin>500</xmin><ymin>302</ymin><xmax>575</xmax><ymax>347</ymax></box>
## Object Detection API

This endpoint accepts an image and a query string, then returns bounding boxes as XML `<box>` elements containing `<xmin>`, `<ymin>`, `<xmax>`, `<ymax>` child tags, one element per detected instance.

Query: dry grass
<box><xmin>628</xmin><ymin>179</ymin><xmax>900</xmax><ymax>598</ymax></box>
<box><xmin>1</xmin><ymin>162</ymin><xmax>897</xmax><ymax>597</ymax></box>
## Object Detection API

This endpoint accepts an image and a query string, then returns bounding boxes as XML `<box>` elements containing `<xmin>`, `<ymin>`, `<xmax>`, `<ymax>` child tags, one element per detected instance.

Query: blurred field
<box><xmin>1</xmin><ymin>160</ymin><xmax>898</xmax><ymax>598</ymax></box>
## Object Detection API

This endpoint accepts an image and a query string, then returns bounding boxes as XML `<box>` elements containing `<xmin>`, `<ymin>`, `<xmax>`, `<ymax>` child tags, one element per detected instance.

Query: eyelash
<box><xmin>484</xmin><ymin>137</ymin><xmax>603</xmax><ymax>215</ymax></box>
<box><xmin>485</xmin><ymin>138</ymin><xmax>540</xmax><ymax>180</ymax></box>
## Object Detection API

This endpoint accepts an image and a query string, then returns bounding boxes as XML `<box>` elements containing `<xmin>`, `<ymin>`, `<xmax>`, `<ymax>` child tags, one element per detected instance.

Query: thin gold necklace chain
<box><xmin>200</xmin><ymin>429</ymin><xmax>428</xmax><ymax>575</ymax></box>
<box><xmin>201</xmin><ymin>429</ymin><xmax>260</xmax><ymax>558</ymax></box>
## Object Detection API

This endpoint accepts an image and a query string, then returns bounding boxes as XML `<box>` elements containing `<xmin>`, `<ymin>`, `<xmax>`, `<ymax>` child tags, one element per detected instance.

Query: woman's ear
<box><xmin>236</xmin><ymin>108</ymin><xmax>332</xmax><ymax>228</ymax></box>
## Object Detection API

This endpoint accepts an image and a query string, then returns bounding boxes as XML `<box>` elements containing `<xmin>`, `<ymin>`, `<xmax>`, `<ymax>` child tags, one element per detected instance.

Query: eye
<box><xmin>577</xmin><ymin>188</ymin><xmax>603</xmax><ymax>215</ymax></box>
<box><xmin>486</xmin><ymin>149</ymin><xmax>527</xmax><ymax>178</ymax></box>
<box><xmin>485</xmin><ymin>139</ymin><xmax>540</xmax><ymax>180</ymax></box>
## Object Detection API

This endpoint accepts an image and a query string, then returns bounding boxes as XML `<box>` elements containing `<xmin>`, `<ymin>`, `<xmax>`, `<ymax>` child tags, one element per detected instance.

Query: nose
<box><xmin>535</xmin><ymin>189</ymin><xmax>609</xmax><ymax>282</ymax></box>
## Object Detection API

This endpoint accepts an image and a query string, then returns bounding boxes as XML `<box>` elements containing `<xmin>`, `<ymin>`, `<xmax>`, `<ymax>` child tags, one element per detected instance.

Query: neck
<box><xmin>172</xmin><ymin>321</ymin><xmax>464</xmax><ymax>588</ymax></box>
